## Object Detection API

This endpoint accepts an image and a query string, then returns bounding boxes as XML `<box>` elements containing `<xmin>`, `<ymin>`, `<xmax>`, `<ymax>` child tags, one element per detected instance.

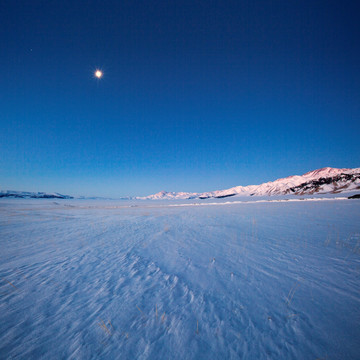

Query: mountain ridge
<box><xmin>137</xmin><ymin>167</ymin><xmax>360</xmax><ymax>200</ymax></box>
<box><xmin>1</xmin><ymin>167</ymin><xmax>359</xmax><ymax>200</ymax></box>
<box><xmin>0</xmin><ymin>191</ymin><xmax>73</xmax><ymax>199</ymax></box>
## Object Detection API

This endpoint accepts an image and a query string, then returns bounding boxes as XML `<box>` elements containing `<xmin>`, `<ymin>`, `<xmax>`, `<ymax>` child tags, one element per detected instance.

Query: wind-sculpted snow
<box><xmin>1</xmin><ymin>199</ymin><xmax>360</xmax><ymax>359</ymax></box>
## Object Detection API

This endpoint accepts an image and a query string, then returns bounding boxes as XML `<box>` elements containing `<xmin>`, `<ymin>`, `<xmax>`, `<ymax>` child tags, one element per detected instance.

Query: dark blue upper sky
<box><xmin>1</xmin><ymin>0</ymin><xmax>359</xmax><ymax>197</ymax></box>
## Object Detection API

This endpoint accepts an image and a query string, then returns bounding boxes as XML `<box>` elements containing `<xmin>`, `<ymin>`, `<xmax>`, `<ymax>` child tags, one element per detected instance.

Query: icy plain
<box><xmin>1</xmin><ymin>198</ymin><xmax>360</xmax><ymax>359</ymax></box>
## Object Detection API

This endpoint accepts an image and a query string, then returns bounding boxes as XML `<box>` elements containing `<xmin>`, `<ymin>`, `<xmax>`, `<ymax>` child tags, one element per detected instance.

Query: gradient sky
<box><xmin>1</xmin><ymin>0</ymin><xmax>359</xmax><ymax>197</ymax></box>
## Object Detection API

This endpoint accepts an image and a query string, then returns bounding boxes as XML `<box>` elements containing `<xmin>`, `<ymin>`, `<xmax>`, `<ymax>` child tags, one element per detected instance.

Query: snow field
<box><xmin>0</xmin><ymin>199</ymin><xmax>360</xmax><ymax>359</ymax></box>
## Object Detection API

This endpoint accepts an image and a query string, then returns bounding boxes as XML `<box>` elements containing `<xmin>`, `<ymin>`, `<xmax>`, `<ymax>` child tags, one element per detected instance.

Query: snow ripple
<box><xmin>1</xmin><ymin>200</ymin><xmax>360</xmax><ymax>359</ymax></box>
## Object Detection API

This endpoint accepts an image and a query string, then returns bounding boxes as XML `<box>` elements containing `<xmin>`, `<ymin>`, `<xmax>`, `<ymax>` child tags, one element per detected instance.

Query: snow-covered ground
<box><xmin>1</xmin><ymin>198</ymin><xmax>360</xmax><ymax>359</ymax></box>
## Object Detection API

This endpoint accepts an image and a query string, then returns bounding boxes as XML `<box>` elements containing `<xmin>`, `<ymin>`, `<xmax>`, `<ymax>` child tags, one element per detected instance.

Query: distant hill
<box><xmin>0</xmin><ymin>191</ymin><xmax>73</xmax><ymax>199</ymax></box>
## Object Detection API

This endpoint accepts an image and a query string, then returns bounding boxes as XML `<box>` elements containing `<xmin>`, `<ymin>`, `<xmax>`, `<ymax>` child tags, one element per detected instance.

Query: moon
<box><xmin>94</xmin><ymin>69</ymin><xmax>103</xmax><ymax>79</ymax></box>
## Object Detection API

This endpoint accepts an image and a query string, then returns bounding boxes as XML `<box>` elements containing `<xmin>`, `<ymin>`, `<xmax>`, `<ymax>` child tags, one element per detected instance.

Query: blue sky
<box><xmin>1</xmin><ymin>0</ymin><xmax>359</xmax><ymax>197</ymax></box>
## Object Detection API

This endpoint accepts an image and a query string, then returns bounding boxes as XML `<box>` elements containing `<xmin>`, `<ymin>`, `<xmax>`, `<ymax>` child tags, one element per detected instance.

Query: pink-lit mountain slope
<box><xmin>138</xmin><ymin>167</ymin><xmax>360</xmax><ymax>200</ymax></box>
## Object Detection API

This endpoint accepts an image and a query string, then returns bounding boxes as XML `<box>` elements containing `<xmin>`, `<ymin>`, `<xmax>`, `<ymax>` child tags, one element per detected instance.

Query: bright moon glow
<box><xmin>95</xmin><ymin>70</ymin><xmax>103</xmax><ymax>78</ymax></box>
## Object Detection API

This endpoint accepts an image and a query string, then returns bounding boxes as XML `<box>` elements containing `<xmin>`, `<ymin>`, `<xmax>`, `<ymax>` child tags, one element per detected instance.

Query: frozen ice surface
<box><xmin>1</xmin><ymin>198</ymin><xmax>360</xmax><ymax>359</ymax></box>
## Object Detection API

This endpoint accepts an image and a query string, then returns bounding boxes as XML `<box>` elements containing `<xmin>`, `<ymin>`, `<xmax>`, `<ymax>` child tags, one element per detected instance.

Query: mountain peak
<box><xmin>303</xmin><ymin>167</ymin><xmax>350</xmax><ymax>178</ymax></box>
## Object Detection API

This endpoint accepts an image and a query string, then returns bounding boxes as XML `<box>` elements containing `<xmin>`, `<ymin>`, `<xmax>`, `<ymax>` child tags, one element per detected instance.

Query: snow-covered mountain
<box><xmin>138</xmin><ymin>167</ymin><xmax>360</xmax><ymax>200</ymax></box>
<box><xmin>0</xmin><ymin>191</ymin><xmax>73</xmax><ymax>199</ymax></box>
